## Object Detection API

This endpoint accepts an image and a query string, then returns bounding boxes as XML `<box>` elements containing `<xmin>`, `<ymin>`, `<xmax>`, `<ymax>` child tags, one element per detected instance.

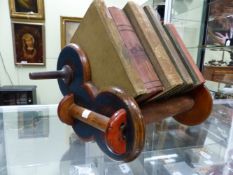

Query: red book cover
<box><xmin>109</xmin><ymin>7</ymin><xmax>163</xmax><ymax>96</ymax></box>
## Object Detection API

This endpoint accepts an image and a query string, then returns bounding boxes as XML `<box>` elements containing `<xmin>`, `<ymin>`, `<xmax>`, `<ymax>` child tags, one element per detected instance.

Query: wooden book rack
<box><xmin>29</xmin><ymin>44</ymin><xmax>212</xmax><ymax>162</ymax></box>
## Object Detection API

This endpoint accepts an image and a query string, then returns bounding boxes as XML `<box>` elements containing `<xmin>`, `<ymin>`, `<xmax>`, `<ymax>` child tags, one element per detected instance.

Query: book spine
<box><xmin>164</xmin><ymin>24</ymin><xmax>205</xmax><ymax>84</ymax></box>
<box><xmin>72</xmin><ymin>0</ymin><xmax>147</xmax><ymax>97</ymax></box>
<box><xmin>108</xmin><ymin>7</ymin><xmax>163</xmax><ymax>95</ymax></box>
<box><xmin>123</xmin><ymin>2</ymin><xmax>183</xmax><ymax>90</ymax></box>
<box><xmin>143</xmin><ymin>6</ymin><xmax>193</xmax><ymax>87</ymax></box>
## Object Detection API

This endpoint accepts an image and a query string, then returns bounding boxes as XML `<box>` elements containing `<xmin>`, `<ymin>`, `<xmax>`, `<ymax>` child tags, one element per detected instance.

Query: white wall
<box><xmin>0</xmin><ymin>0</ymin><xmax>147</xmax><ymax>104</ymax></box>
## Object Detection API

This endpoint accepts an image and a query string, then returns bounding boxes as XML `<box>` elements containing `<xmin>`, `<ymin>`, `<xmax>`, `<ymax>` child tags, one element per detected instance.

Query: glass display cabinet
<box><xmin>201</xmin><ymin>0</ymin><xmax>233</xmax><ymax>99</ymax></box>
<box><xmin>0</xmin><ymin>99</ymin><xmax>232</xmax><ymax>175</ymax></box>
<box><xmin>168</xmin><ymin>0</ymin><xmax>206</xmax><ymax>61</ymax></box>
<box><xmin>168</xmin><ymin>0</ymin><xmax>233</xmax><ymax>100</ymax></box>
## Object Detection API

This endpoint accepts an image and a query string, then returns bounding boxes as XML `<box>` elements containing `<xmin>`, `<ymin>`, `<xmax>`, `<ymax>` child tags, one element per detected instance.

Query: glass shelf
<box><xmin>0</xmin><ymin>99</ymin><xmax>233</xmax><ymax>174</ymax></box>
<box><xmin>202</xmin><ymin>45</ymin><xmax>233</xmax><ymax>52</ymax></box>
<box><xmin>184</xmin><ymin>45</ymin><xmax>233</xmax><ymax>51</ymax></box>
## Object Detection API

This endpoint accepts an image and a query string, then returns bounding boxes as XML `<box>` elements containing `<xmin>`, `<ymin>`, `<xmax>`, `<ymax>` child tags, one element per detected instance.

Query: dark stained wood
<box><xmin>82</xmin><ymin>82</ymin><xmax>99</xmax><ymax>100</ymax></box>
<box><xmin>29</xmin><ymin>65</ymin><xmax>73</xmax><ymax>84</ymax></box>
<box><xmin>57</xmin><ymin>86</ymin><xmax>146</xmax><ymax>161</ymax></box>
<box><xmin>94</xmin><ymin>87</ymin><xmax>145</xmax><ymax>162</ymax></box>
<box><xmin>73</xmin><ymin>82</ymin><xmax>98</xmax><ymax>142</ymax></box>
<box><xmin>58</xmin><ymin>94</ymin><xmax>125</xmax><ymax>132</ymax></box>
<box><xmin>203</xmin><ymin>66</ymin><xmax>233</xmax><ymax>85</ymax></box>
<box><xmin>173</xmin><ymin>85</ymin><xmax>213</xmax><ymax>126</ymax></box>
<box><xmin>141</xmin><ymin>86</ymin><xmax>213</xmax><ymax>126</ymax></box>
<box><xmin>58</xmin><ymin>93</ymin><xmax>128</xmax><ymax>155</ymax></box>
<box><xmin>29</xmin><ymin>44</ymin><xmax>91</xmax><ymax>96</ymax></box>
<box><xmin>57</xmin><ymin>43</ymin><xmax>91</xmax><ymax>96</ymax></box>
<box><xmin>29</xmin><ymin>43</ymin><xmax>213</xmax><ymax>162</ymax></box>
<box><xmin>69</xmin><ymin>43</ymin><xmax>91</xmax><ymax>82</ymax></box>
<box><xmin>141</xmin><ymin>96</ymin><xmax>195</xmax><ymax>124</ymax></box>
<box><xmin>57</xmin><ymin>94</ymin><xmax>76</xmax><ymax>125</ymax></box>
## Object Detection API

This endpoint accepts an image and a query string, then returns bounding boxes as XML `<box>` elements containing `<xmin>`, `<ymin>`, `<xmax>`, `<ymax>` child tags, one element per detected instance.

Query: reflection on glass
<box><xmin>0</xmin><ymin>101</ymin><xmax>232</xmax><ymax>174</ymax></box>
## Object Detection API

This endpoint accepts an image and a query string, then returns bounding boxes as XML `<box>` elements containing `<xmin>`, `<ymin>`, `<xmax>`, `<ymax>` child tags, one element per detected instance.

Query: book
<box><xmin>123</xmin><ymin>1</ymin><xmax>185</xmax><ymax>100</ymax></box>
<box><xmin>164</xmin><ymin>24</ymin><xmax>205</xmax><ymax>85</ymax></box>
<box><xmin>108</xmin><ymin>6</ymin><xmax>163</xmax><ymax>101</ymax></box>
<box><xmin>143</xmin><ymin>6</ymin><xmax>193</xmax><ymax>90</ymax></box>
<box><xmin>71</xmin><ymin>0</ymin><xmax>162</xmax><ymax>98</ymax></box>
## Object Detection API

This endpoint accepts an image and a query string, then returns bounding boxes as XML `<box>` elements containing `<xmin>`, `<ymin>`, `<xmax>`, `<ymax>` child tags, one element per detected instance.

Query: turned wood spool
<box><xmin>29</xmin><ymin>44</ymin><xmax>213</xmax><ymax>162</ymax></box>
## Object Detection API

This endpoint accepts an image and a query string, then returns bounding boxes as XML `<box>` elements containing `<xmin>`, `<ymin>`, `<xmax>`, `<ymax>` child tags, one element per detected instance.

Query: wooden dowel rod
<box><xmin>141</xmin><ymin>96</ymin><xmax>194</xmax><ymax>124</ymax></box>
<box><xmin>58</xmin><ymin>94</ymin><xmax>128</xmax><ymax>154</ymax></box>
<box><xmin>29</xmin><ymin>65</ymin><xmax>73</xmax><ymax>84</ymax></box>
<box><xmin>69</xmin><ymin>104</ymin><xmax>110</xmax><ymax>132</ymax></box>
<box><xmin>30</xmin><ymin>70</ymin><xmax>66</xmax><ymax>79</ymax></box>
<box><xmin>58</xmin><ymin>94</ymin><xmax>127</xmax><ymax>133</ymax></box>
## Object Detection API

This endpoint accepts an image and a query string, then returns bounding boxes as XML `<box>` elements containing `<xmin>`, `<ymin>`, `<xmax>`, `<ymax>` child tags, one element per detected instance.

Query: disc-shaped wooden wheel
<box><xmin>57</xmin><ymin>44</ymin><xmax>97</xmax><ymax>141</ymax></box>
<box><xmin>93</xmin><ymin>87</ymin><xmax>145</xmax><ymax>162</ymax></box>
<box><xmin>173</xmin><ymin>85</ymin><xmax>213</xmax><ymax>126</ymax></box>
<box><xmin>57</xmin><ymin>43</ymin><xmax>91</xmax><ymax>96</ymax></box>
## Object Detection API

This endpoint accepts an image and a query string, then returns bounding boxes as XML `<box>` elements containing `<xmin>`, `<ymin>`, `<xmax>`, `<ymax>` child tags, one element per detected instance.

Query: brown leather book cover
<box><xmin>164</xmin><ymin>24</ymin><xmax>205</xmax><ymax>85</ymax></box>
<box><xmin>71</xmin><ymin>0</ymin><xmax>147</xmax><ymax>98</ymax></box>
<box><xmin>143</xmin><ymin>6</ymin><xmax>193</xmax><ymax>89</ymax></box>
<box><xmin>108</xmin><ymin>7</ymin><xmax>163</xmax><ymax>99</ymax></box>
<box><xmin>123</xmin><ymin>1</ymin><xmax>185</xmax><ymax>100</ymax></box>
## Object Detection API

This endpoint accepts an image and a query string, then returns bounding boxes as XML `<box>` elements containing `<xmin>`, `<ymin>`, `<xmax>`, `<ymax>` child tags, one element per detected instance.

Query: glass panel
<box><xmin>202</xmin><ymin>0</ymin><xmax>233</xmax><ymax>99</ymax></box>
<box><xmin>170</xmin><ymin>0</ymin><xmax>205</xmax><ymax>52</ymax></box>
<box><xmin>0</xmin><ymin>100</ymin><xmax>233</xmax><ymax>174</ymax></box>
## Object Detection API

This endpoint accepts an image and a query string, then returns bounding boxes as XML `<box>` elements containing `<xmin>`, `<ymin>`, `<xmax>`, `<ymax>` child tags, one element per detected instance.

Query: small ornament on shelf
<box><xmin>228</xmin><ymin>51</ymin><xmax>233</xmax><ymax>66</ymax></box>
<box><xmin>206</xmin><ymin>59</ymin><xmax>227</xmax><ymax>66</ymax></box>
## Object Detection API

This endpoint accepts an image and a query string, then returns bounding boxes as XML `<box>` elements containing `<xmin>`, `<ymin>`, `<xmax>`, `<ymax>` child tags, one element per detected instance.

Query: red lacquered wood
<box><xmin>97</xmin><ymin>87</ymin><xmax>145</xmax><ymax>162</ymax></box>
<box><xmin>106</xmin><ymin>109</ymin><xmax>127</xmax><ymax>155</ymax></box>
<box><xmin>173</xmin><ymin>85</ymin><xmax>213</xmax><ymax>126</ymax></box>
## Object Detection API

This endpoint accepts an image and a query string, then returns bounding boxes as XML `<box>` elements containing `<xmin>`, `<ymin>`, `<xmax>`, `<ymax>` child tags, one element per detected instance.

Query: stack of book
<box><xmin>71</xmin><ymin>0</ymin><xmax>205</xmax><ymax>104</ymax></box>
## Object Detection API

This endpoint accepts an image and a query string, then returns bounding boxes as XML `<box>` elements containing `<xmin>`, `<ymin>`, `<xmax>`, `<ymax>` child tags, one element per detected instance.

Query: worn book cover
<box><xmin>144</xmin><ymin>6</ymin><xmax>193</xmax><ymax>91</ymax></box>
<box><xmin>108</xmin><ymin>6</ymin><xmax>163</xmax><ymax>102</ymax></box>
<box><xmin>123</xmin><ymin>1</ymin><xmax>185</xmax><ymax>100</ymax></box>
<box><xmin>71</xmin><ymin>0</ymin><xmax>147</xmax><ymax>97</ymax></box>
<box><xmin>164</xmin><ymin>24</ymin><xmax>205</xmax><ymax>85</ymax></box>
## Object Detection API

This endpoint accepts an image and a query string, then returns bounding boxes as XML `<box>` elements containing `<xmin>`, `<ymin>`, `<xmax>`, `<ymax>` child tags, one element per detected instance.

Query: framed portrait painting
<box><xmin>9</xmin><ymin>0</ymin><xmax>45</xmax><ymax>19</ymax></box>
<box><xmin>60</xmin><ymin>16</ymin><xmax>82</xmax><ymax>48</ymax></box>
<box><xmin>12</xmin><ymin>21</ymin><xmax>45</xmax><ymax>66</ymax></box>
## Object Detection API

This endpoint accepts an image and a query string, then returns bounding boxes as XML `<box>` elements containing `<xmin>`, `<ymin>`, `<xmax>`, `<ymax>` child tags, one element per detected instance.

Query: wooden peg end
<box><xmin>106</xmin><ymin>109</ymin><xmax>127</xmax><ymax>155</ymax></box>
<box><xmin>57</xmin><ymin>94</ymin><xmax>76</xmax><ymax>125</ymax></box>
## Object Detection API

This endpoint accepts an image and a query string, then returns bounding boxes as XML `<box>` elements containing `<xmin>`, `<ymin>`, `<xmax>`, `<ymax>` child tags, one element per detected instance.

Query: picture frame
<box><xmin>60</xmin><ymin>16</ymin><xmax>82</xmax><ymax>48</ymax></box>
<box><xmin>12</xmin><ymin>21</ymin><xmax>45</xmax><ymax>66</ymax></box>
<box><xmin>18</xmin><ymin>109</ymin><xmax>49</xmax><ymax>139</ymax></box>
<box><xmin>9</xmin><ymin>0</ymin><xmax>45</xmax><ymax>19</ymax></box>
